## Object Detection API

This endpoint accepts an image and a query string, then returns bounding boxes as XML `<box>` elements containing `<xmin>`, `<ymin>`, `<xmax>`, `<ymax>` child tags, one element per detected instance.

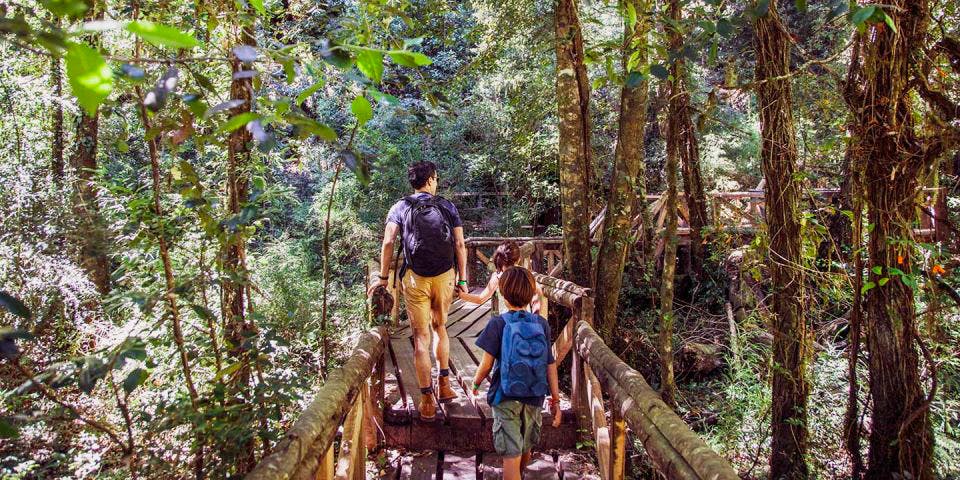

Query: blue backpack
<box><xmin>499</xmin><ymin>311</ymin><xmax>549</xmax><ymax>398</ymax></box>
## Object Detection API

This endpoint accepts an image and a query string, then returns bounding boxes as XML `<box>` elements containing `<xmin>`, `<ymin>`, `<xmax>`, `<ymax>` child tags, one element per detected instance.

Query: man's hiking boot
<box><xmin>437</xmin><ymin>375</ymin><xmax>459</xmax><ymax>403</ymax></box>
<box><xmin>418</xmin><ymin>393</ymin><xmax>437</xmax><ymax>421</ymax></box>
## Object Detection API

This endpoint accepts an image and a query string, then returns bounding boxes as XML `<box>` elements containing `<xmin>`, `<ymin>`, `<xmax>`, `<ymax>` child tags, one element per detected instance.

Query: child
<box><xmin>458</xmin><ymin>241</ymin><xmax>542</xmax><ymax>314</ymax></box>
<box><xmin>470</xmin><ymin>267</ymin><xmax>561</xmax><ymax>480</ymax></box>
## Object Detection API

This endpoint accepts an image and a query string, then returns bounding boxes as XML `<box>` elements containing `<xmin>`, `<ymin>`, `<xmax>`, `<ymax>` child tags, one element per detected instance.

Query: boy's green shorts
<box><xmin>491</xmin><ymin>400</ymin><xmax>543</xmax><ymax>458</ymax></box>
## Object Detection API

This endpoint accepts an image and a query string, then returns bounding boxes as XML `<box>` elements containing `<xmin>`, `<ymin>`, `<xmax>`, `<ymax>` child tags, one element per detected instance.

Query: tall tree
<box><xmin>223</xmin><ymin>22</ymin><xmax>258</xmax><ymax>473</ymax></box>
<box><xmin>71</xmin><ymin>8</ymin><xmax>110</xmax><ymax>295</ymax></box>
<box><xmin>660</xmin><ymin>50</ymin><xmax>680</xmax><ymax>409</ymax></box>
<box><xmin>554</xmin><ymin>0</ymin><xmax>593</xmax><ymax>284</ymax></box>
<box><xmin>51</xmin><ymin>18</ymin><xmax>64</xmax><ymax>185</ymax></box>
<box><xmin>753</xmin><ymin>1</ymin><xmax>809</xmax><ymax>478</ymax></box>
<box><xmin>594</xmin><ymin>0</ymin><xmax>650</xmax><ymax>342</ymax></box>
<box><xmin>665</xmin><ymin>1</ymin><xmax>709</xmax><ymax>278</ymax></box>
<box><xmin>846</xmin><ymin>1</ymin><xmax>936</xmax><ymax>477</ymax></box>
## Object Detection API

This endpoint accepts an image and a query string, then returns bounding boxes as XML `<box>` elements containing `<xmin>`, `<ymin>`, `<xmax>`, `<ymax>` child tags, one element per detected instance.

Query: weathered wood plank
<box><xmin>478</xmin><ymin>452</ymin><xmax>558</xmax><ymax>480</ymax></box>
<box><xmin>392</xmin><ymin>338</ymin><xmax>434</xmax><ymax>422</ymax></box>
<box><xmin>313</xmin><ymin>443</ymin><xmax>334</xmax><ymax>480</ymax></box>
<box><xmin>453</xmin><ymin>304</ymin><xmax>493</xmax><ymax>338</ymax></box>
<box><xmin>584</xmin><ymin>364</ymin><xmax>610</xmax><ymax>480</ymax></box>
<box><xmin>450</xmin><ymin>303</ymin><xmax>492</xmax><ymax>337</ymax></box>
<box><xmin>450</xmin><ymin>337</ymin><xmax>491</xmax><ymax>420</ymax></box>
<box><xmin>334</xmin><ymin>384</ymin><xmax>366</xmax><ymax>480</ymax></box>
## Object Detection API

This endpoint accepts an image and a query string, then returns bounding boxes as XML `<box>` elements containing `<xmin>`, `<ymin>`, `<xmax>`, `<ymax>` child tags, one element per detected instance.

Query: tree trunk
<box><xmin>846</xmin><ymin>2</ymin><xmax>935</xmax><ymax>477</ymax></box>
<box><xmin>666</xmin><ymin>1</ymin><xmax>708</xmax><ymax>279</ymax></box>
<box><xmin>659</xmin><ymin>78</ymin><xmax>679</xmax><ymax>409</ymax></box>
<box><xmin>51</xmin><ymin>18</ymin><xmax>64</xmax><ymax>185</ymax></box>
<box><xmin>753</xmin><ymin>2</ymin><xmax>809</xmax><ymax>478</ymax></box>
<box><xmin>594</xmin><ymin>0</ymin><xmax>650</xmax><ymax>343</ymax></box>
<box><xmin>554</xmin><ymin>0</ymin><xmax>593</xmax><ymax>285</ymax></box>
<box><xmin>224</xmin><ymin>24</ymin><xmax>258</xmax><ymax>474</ymax></box>
<box><xmin>70</xmin><ymin>11</ymin><xmax>110</xmax><ymax>295</ymax></box>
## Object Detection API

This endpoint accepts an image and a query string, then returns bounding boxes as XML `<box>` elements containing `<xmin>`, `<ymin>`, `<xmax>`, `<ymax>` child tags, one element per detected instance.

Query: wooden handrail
<box><xmin>246</xmin><ymin>327</ymin><xmax>387</xmax><ymax>480</ymax></box>
<box><xmin>575</xmin><ymin>321</ymin><xmax>739</xmax><ymax>480</ymax></box>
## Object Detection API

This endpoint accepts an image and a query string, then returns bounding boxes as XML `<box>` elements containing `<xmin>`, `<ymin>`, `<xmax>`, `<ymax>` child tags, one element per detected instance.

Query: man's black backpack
<box><xmin>398</xmin><ymin>195</ymin><xmax>456</xmax><ymax>278</ymax></box>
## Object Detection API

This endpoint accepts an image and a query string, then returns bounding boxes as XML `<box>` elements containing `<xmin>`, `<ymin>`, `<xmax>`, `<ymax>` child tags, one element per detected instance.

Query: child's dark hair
<box><xmin>499</xmin><ymin>266</ymin><xmax>536</xmax><ymax>308</ymax></box>
<box><xmin>492</xmin><ymin>241</ymin><xmax>521</xmax><ymax>272</ymax></box>
<box><xmin>408</xmin><ymin>161</ymin><xmax>437</xmax><ymax>189</ymax></box>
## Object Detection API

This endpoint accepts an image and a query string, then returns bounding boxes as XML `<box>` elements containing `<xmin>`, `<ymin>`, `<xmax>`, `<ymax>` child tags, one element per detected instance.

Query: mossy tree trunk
<box><xmin>554</xmin><ymin>0</ymin><xmax>593</xmax><ymax>285</ymax></box>
<box><xmin>847</xmin><ymin>2</ymin><xmax>936</xmax><ymax>477</ymax></box>
<box><xmin>595</xmin><ymin>0</ymin><xmax>650</xmax><ymax>343</ymax></box>
<box><xmin>665</xmin><ymin>0</ymin><xmax>708</xmax><ymax>279</ymax></box>
<box><xmin>753</xmin><ymin>2</ymin><xmax>809</xmax><ymax>478</ymax></box>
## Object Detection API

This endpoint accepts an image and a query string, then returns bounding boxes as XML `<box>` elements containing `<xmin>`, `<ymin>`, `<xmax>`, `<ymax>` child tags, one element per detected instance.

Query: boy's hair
<box><xmin>499</xmin><ymin>266</ymin><xmax>536</xmax><ymax>308</ymax></box>
<box><xmin>408</xmin><ymin>161</ymin><xmax>438</xmax><ymax>189</ymax></box>
<box><xmin>492</xmin><ymin>241</ymin><xmax>521</xmax><ymax>271</ymax></box>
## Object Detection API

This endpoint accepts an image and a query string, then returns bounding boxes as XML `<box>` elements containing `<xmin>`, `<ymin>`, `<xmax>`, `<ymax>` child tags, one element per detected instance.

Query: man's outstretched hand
<box><xmin>367</xmin><ymin>279</ymin><xmax>387</xmax><ymax>297</ymax></box>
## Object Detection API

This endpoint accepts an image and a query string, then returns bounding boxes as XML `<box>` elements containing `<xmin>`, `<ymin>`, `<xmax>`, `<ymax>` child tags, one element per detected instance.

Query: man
<box><xmin>368</xmin><ymin>161</ymin><xmax>468</xmax><ymax>421</ymax></box>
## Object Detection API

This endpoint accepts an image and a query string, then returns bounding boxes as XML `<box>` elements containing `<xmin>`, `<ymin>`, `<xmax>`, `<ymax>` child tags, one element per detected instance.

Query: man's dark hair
<box><xmin>499</xmin><ymin>266</ymin><xmax>536</xmax><ymax>309</ymax></box>
<box><xmin>408</xmin><ymin>161</ymin><xmax>437</xmax><ymax>190</ymax></box>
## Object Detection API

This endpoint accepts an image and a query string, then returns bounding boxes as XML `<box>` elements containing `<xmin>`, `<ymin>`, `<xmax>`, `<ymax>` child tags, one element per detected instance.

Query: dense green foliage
<box><xmin>0</xmin><ymin>0</ymin><xmax>957</xmax><ymax>478</ymax></box>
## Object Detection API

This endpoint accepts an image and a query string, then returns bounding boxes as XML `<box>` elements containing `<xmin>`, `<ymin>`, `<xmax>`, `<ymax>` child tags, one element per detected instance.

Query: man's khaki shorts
<box><xmin>401</xmin><ymin>268</ymin><xmax>455</xmax><ymax>332</ymax></box>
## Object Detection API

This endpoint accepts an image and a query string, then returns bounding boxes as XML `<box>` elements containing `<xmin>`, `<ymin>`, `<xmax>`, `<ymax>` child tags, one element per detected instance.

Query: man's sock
<box><xmin>420</xmin><ymin>386</ymin><xmax>433</xmax><ymax>395</ymax></box>
<box><xmin>439</xmin><ymin>368</ymin><xmax>450</xmax><ymax>377</ymax></box>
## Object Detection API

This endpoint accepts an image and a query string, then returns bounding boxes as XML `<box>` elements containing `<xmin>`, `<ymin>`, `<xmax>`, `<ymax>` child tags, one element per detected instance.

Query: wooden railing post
<box><xmin>611</xmin><ymin>401</ymin><xmax>626</xmax><ymax>480</ymax></box>
<box><xmin>334</xmin><ymin>383</ymin><xmax>367</xmax><ymax>480</ymax></box>
<box><xmin>315</xmin><ymin>443</ymin><xmax>334</xmax><ymax>480</ymax></box>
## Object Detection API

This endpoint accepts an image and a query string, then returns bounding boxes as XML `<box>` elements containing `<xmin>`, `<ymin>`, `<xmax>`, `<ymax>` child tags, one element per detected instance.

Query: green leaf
<box><xmin>888</xmin><ymin>267</ymin><xmax>906</xmax><ymax>276</ymax></box>
<box><xmin>386</xmin><ymin>50</ymin><xmax>431</xmax><ymax>68</ymax></box>
<box><xmin>217</xmin><ymin>112</ymin><xmax>261</xmax><ymax>134</ymax></box>
<box><xmin>249</xmin><ymin>0</ymin><xmax>266</xmax><ymax>15</ymax></box>
<box><xmin>356</xmin><ymin>50</ymin><xmax>384</xmax><ymax>83</ymax></box>
<box><xmin>368</xmin><ymin>89</ymin><xmax>399</xmax><ymax>105</ymax></box>
<box><xmin>860</xmin><ymin>281</ymin><xmax>876</xmax><ymax>295</ymax></box>
<box><xmin>624</xmin><ymin>2</ymin><xmax>638</xmax><ymax>30</ymax></box>
<box><xmin>126</xmin><ymin>21</ymin><xmax>199</xmax><ymax>49</ymax></box>
<box><xmin>878</xmin><ymin>277</ymin><xmax>889</xmax><ymax>286</ymax></box>
<box><xmin>341</xmin><ymin>150</ymin><xmax>370</xmax><ymax>186</ymax></box>
<box><xmin>214</xmin><ymin>361</ymin><xmax>244</xmax><ymax>381</ymax></box>
<box><xmin>296</xmin><ymin>81</ymin><xmax>323</xmax><ymax>106</ymax></box>
<box><xmin>42</xmin><ymin>0</ymin><xmax>88</xmax><ymax>18</ymax></box>
<box><xmin>851</xmin><ymin>6</ymin><xmax>876</xmax><ymax>26</ymax></box>
<box><xmin>351</xmin><ymin>95</ymin><xmax>373</xmax><ymax>125</ymax></box>
<box><xmin>0</xmin><ymin>418</ymin><xmax>17</xmax><ymax>439</ymax></box>
<box><xmin>283</xmin><ymin>60</ymin><xmax>296</xmax><ymax>84</ymax></box>
<box><xmin>795</xmin><ymin>0</ymin><xmax>807</xmax><ymax>12</ymax></box>
<box><xmin>0</xmin><ymin>292</ymin><xmax>30</xmax><ymax>319</ymax></box>
<box><xmin>122</xmin><ymin>368</ymin><xmax>149</xmax><ymax>394</ymax></box>
<box><xmin>65</xmin><ymin>42</ymin><xmax>113</xmax><ymax>116</ymax></box>
<box><xmin>649</xmin><ymin>64</ymin><xmax>669</xmax><ymax>80</ymax></box>
<box><xmin>871</xmin><ymin>266</ymin><xmax>883</xmax><ymax>275</ymax></box>
<box><xmin>878</xmin><ymin>10</ymin><xmax>897</xmax><ymax>32</ymax></box>
<box><xmin>717</xmin><ymin>18</ymin><xmax>733</xmax><ymax>37</ymax></box>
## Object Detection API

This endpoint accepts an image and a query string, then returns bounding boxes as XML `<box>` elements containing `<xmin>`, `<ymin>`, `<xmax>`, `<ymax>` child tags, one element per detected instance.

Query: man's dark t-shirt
<box><xmin>386</xmin><ymin>192</ymin><xmax>463</xmax><ymax>275</ymax></box>
<box><xmin>475</xmin><ymin>310</ymin><xmax>556</xmax><ymax>407</ymax></box>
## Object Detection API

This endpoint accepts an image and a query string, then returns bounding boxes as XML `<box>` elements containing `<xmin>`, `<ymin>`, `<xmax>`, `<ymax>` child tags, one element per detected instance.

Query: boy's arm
<box><xmin>471</xmin><ymin>352</ymin><xmax>495</xmax><ymax>394</ymax></box>
<box><xmin>548</xmin><ymin>362</ymin><xmax>562</xmax><ymax>426</ymax></box>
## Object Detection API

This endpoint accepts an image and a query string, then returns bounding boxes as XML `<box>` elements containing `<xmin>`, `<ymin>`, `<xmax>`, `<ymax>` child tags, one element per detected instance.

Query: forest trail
<box><xmin>245</xmin><ymin>239</ymin><xmax>740</xmax><ymax>480</ymax></box>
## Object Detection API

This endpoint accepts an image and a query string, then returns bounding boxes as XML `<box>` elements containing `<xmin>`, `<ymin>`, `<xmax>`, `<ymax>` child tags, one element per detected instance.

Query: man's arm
<box><xmin>453</xmin><ymin>226</ymin><xmax>467</xmax><ymax>289</ymax></box>
<box><xmin>368</xmin><ymin>222</ymin><xmax>399</xmax><ymax>296</ymax></box>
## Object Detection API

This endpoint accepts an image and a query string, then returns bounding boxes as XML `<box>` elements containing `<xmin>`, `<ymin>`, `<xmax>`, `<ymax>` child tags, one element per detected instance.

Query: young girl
<box><xmin>458</xmin><ymin>241</ymin><xmax>541</xmax><ymax>314</ymax></box>
<box><xmin>471</xmin><ymin>267</ymin><xmax>561</xmax><ymax>480</ymax></box>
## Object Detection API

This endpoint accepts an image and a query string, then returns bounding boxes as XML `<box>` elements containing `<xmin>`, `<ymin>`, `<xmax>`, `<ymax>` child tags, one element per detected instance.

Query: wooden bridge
<box><xmin>245</xmin><ymin>237</ymin><xmax>739</xmax><ymax>480</ymax></box>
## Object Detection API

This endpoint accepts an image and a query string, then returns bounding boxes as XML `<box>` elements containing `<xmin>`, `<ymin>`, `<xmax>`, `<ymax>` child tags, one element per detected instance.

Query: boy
<box><xmin>471</xmin><ymin>267</ymin><xmax>562</xmax><ymax>480</ymax></box>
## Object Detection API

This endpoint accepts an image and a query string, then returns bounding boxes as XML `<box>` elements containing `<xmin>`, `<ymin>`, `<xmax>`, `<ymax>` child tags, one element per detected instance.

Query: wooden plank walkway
<box><xmin>382</xmin><ymin>292</ymin><xmax>578</xmax><ymax>453</ymax></box>
<box><xmin>378</xmin><ymin>450</ymin><xmax>574</xmax><ymax>479</ymax></box>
